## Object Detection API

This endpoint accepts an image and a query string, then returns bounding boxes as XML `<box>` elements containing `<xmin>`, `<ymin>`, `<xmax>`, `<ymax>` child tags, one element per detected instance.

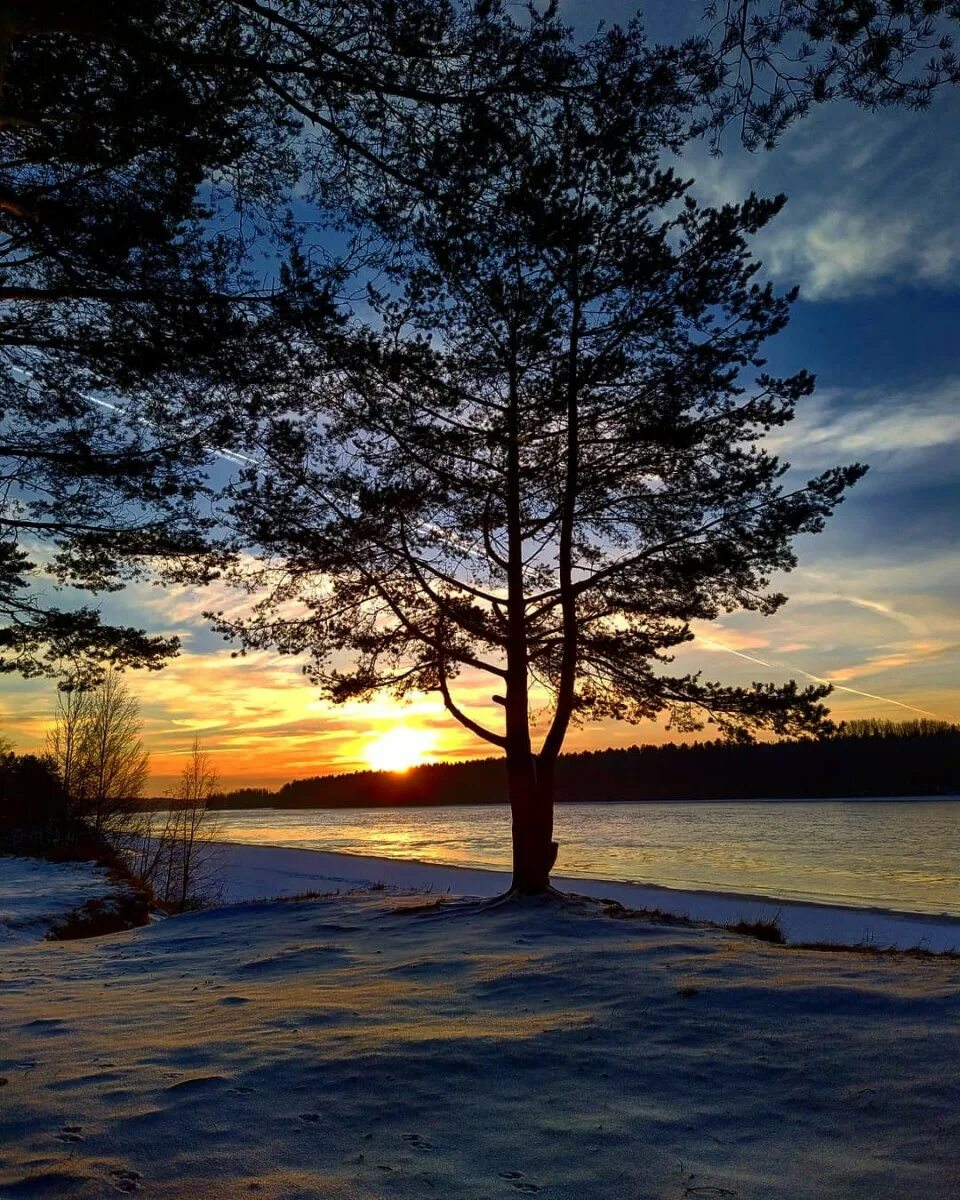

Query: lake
<box><xmin>208</xmin><ymin>798</ymin><xmax>960</xmax><ymax>917</ymax></box>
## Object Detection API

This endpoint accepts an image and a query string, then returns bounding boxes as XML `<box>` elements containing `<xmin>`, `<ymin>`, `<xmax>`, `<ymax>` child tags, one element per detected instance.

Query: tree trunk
<box><xmin>508</xmin><ymin>753</ymin><xmax>557</xmax><ymax>894</ymax></box>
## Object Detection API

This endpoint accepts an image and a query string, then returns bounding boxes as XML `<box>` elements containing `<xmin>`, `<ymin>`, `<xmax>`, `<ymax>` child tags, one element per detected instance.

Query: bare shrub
<box><xmin>133</xmin><ymin>738</ymin><xmax>223</xmax><ymax>911</ymax></box>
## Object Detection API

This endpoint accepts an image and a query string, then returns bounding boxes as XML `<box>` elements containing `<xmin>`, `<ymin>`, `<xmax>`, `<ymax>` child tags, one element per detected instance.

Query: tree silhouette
<box><xmin>0</xmin><ymin>0</ymin><xmax>578</xmax><ymax>681</ymax></box>
<box><xmin>0</xmin><ymin>747</ymin><xmax>69</xmax><ymax>848</ymax></box>
<box><xmin>5</xmin><ymin>3</ymin><xmax>953</xmax><ymax>686</ymax></box>
<box><xmin>698</xmin><ymin>1</ymin><xmax>960</xmax><ymax>147</ymax></box>
<box><xmin>1</xmin><ymin>1</ymin><xmax>291</xmax><ymax>677</ymax></box>
<box><xmin>47</xmin><ymin>672</ymin><xmax>149</xmax><ymax>841</ymax></box>
<box><xmin>216</xmin><ymin>25</ymin><xmax>865</xmax><ymax>893</ymax></box>
<box><xmin>133</xmin><ymin>737</ymin><xmax>222</xmax><ymax>911</ymax></box>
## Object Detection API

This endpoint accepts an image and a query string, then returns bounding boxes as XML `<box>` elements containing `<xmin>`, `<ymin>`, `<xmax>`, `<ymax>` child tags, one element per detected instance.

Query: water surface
<box><xmin>209</xmin><ymin>799</ymin><xmax>959</xmax><ymax>917</ymax></box>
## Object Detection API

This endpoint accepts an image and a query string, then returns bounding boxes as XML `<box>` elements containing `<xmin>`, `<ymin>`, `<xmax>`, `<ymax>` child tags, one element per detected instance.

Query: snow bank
<box><xmin>217</xmin><ymin>840</ymin><xmax>960</xmax><ymax>952</ymax></box>
<box><xmin>0</xmin><ymin>855</ymin><xmax>117</xmax><ymax>945</ymax></box>
<box><xmin>1</xmin><ymin>890</ymin><xmax>957</xmax><ymax>1199</ymax></box>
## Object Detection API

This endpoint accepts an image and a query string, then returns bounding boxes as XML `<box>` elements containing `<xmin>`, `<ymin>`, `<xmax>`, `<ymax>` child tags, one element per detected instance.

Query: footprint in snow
<box><xmin>299</xmin><ymin>1112</ymin><xmax>321</xmax><ymax>1123</ymax></box>
<box><xmin>499</xmin><ymin>1173</ymin><xmax>540</xmax><ymax>1192</ymax></box>
<box><xmin>109</xmin><ymin>1168</ymin><xmax>142</xmax><ymax>1193</ymax></box>
<box><xmin>401</xmin><ymin>1133</ymin><xmax>432</xmax><ymax>1150</ymax></box>
<box><xmin>56</xmin><ymin>1125</ymin><xmax>84</xmax><ymax>1143</ymax></box>
<box><xmin>24</xmin><ymin>1018</ymin><xmax>69</xmax><ymax>1036</ymax></box>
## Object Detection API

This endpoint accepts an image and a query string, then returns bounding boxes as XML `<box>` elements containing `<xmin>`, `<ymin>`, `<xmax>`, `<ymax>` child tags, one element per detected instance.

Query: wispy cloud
<box><xmin>687</xmin><ymin>563</ymin><xmax>960</xmax><ymax>724</ymax></box>
<box><xmin>824</xmin><ymin>640</ymin><xmax>957</xmax><ymax>685</ymax></box>
<box><xmin>680</xmin><ymin>90</ymin><xmax>960</xmax><ymax>300</ymax></box>
<box><xmin>762</xmin><ymin>210</ymin><xmax>959</xmax><ymax>300</ymax></box>
<box><xmin>761</xmin><ymin>379</ymin><xmax>960</xmax><ymax>489</ymax></box>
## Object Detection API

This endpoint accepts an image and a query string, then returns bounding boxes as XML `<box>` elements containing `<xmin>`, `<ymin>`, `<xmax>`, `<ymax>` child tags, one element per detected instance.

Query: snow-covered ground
<box><xmin>0</xmin><ymin>855</ymin><xmax>117</xmax><ymax>945</ymax></box>
<box><xmin>5</xmin><ymin>840</ymin><xmax>958</xmax><ymax>952</ymax></box>
<box><xmin>217</xmin><ymin>841</ymin><xmax>960</xmax><ymax>952</ymax></box>
<box><xmin>1</xmin><ymin>889</ymin><xmax>957</xmax><ymax>1199</ymax></box>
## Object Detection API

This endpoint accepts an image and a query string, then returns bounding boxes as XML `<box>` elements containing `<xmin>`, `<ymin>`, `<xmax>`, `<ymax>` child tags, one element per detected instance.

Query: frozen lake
<box><xmin>207</xmin><ymin>798</ymin><xmax>960</xmax><ymax>917</ymax></box>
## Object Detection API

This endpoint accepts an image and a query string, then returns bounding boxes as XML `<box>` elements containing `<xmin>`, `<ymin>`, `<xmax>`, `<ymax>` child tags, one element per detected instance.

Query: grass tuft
<box><xmin>600</xmin><ymin>898</ymin><xmax>694</xmax><ymax>925</ymax></box>
<box><xmin>724</xmin><ymin>914</ymin><xmax>787</xmax><ymax>944</ymax></box>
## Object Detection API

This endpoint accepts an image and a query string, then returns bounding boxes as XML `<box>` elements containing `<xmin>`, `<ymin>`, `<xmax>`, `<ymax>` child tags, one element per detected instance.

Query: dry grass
<box><xmin>724</xmin><ymin>915</ymin><xmax>787</xmax><ymax>945</ymax></box>
<box><xmin>793</xmin><ymin>939</ymin><xmax>959</xmax><ymax>960</ymax></box>
<box><xmin>598</xmin><ymin>897</ymin><xmax>695</xmax><ymax>926</ymax></box>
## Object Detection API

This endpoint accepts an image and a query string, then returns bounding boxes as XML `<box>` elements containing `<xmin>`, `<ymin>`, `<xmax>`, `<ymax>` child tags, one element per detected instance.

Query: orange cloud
<box><xmin>825</xmin><ymin>640</ymin><xmax>955</xmax><ymax>684</ymax></box>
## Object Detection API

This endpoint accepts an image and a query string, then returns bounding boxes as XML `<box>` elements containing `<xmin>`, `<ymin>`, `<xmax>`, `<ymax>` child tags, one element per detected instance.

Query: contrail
<box><xmin>9</xmin><ymin>359</ymin><xmax>258</xmax><ymax>468</ymax></box>
<box><xmin>84</xmin><ymin>395</ymin><xmax>258</xmax><ymax>467</ymax></box>
<box><xmin>700</xmin><ymin>639</ymin><xmax>953</xmax><ymax>721</ymax></box>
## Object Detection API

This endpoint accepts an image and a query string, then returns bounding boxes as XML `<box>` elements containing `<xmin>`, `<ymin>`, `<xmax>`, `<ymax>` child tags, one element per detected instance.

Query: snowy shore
<box><xmin>3</xmin><ymin>841</ymin><xmax>957</xmax><ymax>952</ymax></box>
<box><xmin>2</xmin><ymin>885</ymin><xmax>958</xmax><ymax>1199</ymax></box>
<box><xmin>216</xmin><ymin>840</ymin><xmax>960</xmax><ymax>953</ymax></box>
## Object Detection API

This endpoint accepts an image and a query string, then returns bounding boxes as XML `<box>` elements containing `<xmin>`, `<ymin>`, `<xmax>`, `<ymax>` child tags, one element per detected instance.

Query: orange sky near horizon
<box><xmin>1</xmin><ymin>558</ymin><xmax>957</xmax><ymax>796</ymax></box>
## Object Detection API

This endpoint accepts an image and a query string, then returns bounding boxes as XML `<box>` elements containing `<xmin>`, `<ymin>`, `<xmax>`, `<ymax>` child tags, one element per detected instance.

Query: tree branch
<box><xmin>437</xmin><ymin>658</ymin><xmax>506</xmax><ymax>748</ymax></box>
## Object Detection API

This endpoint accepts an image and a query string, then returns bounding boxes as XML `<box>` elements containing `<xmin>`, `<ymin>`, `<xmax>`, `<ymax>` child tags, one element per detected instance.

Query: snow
<box><xmin>1</xmin><ymin>888</ymin><xmax>957</xmax><ymax>1199</ymax></box>
<box><xmin>4</xmin><ymin>838</ymin><xmax>957</xmax><ymax>954</ymax></box>
<box><xmin>0</xmin><ymin>855</ymin><xmax>117</xmax><ymax>945</ymax></box>
<box><xmin>216</xmin><ymin>841</ymin><xmax>960</xmax><ymax>952</ymax></box>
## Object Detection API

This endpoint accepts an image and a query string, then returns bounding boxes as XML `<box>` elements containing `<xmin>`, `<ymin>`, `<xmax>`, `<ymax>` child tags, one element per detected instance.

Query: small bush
<box><xmin>46</xmin><ymin>888</ymin><xmax>152</xmax><ymax>940</ymax></box>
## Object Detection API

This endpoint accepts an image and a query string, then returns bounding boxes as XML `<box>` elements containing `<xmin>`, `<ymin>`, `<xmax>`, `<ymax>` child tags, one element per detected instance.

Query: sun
<box><xmin>363</xmin><ymin>726</ymin><xmax>435</xmax><ymax>774</ymax></box>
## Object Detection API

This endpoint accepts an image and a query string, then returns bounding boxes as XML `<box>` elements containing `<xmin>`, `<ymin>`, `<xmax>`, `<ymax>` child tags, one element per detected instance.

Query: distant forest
<box><xmin>210</xmin><ymin>720</ymin><xmax>960</xmax><ymax>809</ymax></box>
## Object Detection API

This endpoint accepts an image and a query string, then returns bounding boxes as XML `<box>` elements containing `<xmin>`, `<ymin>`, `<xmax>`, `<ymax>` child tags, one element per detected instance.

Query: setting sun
<box><xmin>363</xmin><ymin>726</ymin><xmax>435</xmax><ymax>773</ymax></box>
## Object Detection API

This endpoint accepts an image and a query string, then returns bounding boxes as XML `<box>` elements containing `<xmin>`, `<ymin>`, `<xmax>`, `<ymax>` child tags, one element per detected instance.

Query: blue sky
<box><xmin>1</xmin><ymin>2</ymin><xmax>957</xmax><ymax>789</ymax></box>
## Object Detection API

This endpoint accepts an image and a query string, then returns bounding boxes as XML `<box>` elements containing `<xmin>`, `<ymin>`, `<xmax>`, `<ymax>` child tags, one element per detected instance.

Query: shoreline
<box><xmin>196</xmin><ymin>793</ymin><xmax>959</xmax><ymax>808</ymax></box>
<box><xmin>213</xmin><ymin>840</ymin><xmax>960</xmax><ymax>952</ymax></box>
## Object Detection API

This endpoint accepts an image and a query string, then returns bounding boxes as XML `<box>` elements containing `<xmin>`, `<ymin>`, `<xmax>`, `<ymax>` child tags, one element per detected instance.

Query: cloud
<box><xmin>824</xmin><ymin>641</ymin><xmax>957</xmax><ymax>684</ymax></box>
<box><xmin>766</xmin><ymin>212</ymin><xmax>926</xmax><ymax>299</ymax></box>
<box><xmin>680</xmin><ymin>560</ymin><xmax>960</xmax><ymax>724</ymax></box>
<box><xmin>786</xmin><ymin>592</ymin><xmax>931</xmax><ymax>640</ymax></box>
<box><xmin>131</xmin><ymin>649</ymin><xmax>508</xmax><ymax>788</ymax></box>
<box><xmin>762</xmin><ymin>379</ymin><xmax>960</xmax><ymax>485</ymax></box>
<box><xmin>697</xmin><ymin>627</ymin><xmax>771</xmax><ymax>653</ymax></box>
<box><xmin>759</xmin><ymin>181</ymin><xmax>960</xmax><ymax>301</ymax></box>
<box><xmin>679</xmin><ymin>90</ymin><xmax>960</xmax><ymax>300</ymax></box>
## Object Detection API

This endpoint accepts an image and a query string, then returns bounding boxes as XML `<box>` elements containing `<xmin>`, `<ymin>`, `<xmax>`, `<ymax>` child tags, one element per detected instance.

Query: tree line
<box><xmin>208</xmin><ymin>720</ymin><xmax>959</xmax><ymax>809</ymax></box>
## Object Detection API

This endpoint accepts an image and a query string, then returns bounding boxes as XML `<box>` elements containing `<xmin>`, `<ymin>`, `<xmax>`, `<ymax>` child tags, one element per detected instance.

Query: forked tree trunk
<box><xmin>508</xmin><ymin>752</ymin><xmax>558</xmax><ymax>894</ymax></box>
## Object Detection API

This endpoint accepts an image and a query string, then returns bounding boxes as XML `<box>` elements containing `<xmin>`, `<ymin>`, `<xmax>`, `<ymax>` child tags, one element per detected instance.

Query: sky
<box><xmin>1</xmin><ymin>2</ymin><xmax>958</xmax><ymax>792</ymax></box>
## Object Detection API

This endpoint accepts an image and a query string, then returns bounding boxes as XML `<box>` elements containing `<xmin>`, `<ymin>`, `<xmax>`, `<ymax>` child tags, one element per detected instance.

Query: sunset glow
<box><xmin>363</xmin><ymin>726</ymin><xmax>436</xmax><ymax>773</ymax></box>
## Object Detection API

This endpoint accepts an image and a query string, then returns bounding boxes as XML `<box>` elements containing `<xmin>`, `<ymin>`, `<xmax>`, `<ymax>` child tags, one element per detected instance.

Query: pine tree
<box><xmin>216</xmin><ymin>25</ymin><xmax>865</xmax><ymax>893</ymax></box>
